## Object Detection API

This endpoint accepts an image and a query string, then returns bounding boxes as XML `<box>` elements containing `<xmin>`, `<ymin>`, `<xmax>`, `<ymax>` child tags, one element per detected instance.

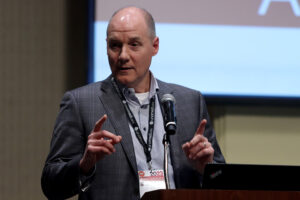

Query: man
<box><xmin>41</xmin><ymin>6</ymin><xmax>225</xmax><ymax>200</ymax></box>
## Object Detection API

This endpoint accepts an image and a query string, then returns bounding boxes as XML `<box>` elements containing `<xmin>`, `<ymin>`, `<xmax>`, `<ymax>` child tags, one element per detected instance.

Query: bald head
<box><xmin>107</xmin><ymin>6</ymin><xmax>156</xmax><ymax>39</ymax></box>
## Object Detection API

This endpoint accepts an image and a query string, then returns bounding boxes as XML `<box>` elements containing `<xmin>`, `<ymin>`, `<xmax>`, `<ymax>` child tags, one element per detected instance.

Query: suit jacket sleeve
<box><xmin>41</xmin><ymin>91</ymin><xmax>87</xmax><ymax>199</ymax></box>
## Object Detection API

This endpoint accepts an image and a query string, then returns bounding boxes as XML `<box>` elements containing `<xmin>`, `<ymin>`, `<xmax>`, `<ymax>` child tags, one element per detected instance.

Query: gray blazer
<box><xmin>41</xmin><ymin>77</ymin><xmax>225</xmax><ymax>200</ymax></box>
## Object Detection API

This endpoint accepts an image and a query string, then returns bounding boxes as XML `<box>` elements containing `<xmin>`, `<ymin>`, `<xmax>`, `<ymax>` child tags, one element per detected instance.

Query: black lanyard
<box><xmin>111</xmin><ymin>78</ymin><xmax>155</xmax><ymax>165</ymax></box>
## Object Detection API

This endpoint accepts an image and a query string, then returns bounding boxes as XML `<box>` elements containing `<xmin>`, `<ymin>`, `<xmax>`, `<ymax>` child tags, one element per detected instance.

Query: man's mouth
<box><xmin>119</xmin><ymin>66</ymin><xmax>133</xmax><ymax>71</ymax></box>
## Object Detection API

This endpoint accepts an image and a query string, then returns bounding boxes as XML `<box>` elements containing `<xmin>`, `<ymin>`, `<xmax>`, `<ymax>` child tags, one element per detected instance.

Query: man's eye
<box><xmin>130</xmin><ymin>42</ymin><xmax>140</xmax><ymax>47</ymax></box>
<box><xmin>109</xmin><ymin>42</ymin><xmax>121</xmax><ymax>49</ymax></box>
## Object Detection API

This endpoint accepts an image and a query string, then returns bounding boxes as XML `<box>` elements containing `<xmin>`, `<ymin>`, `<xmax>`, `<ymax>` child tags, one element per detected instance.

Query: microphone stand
<box><xmin>160</xmin><ymin>93</ymin><xmax>176</xmax><ymax>190</ymax></box>
<box><xmin>163</xmin><ymin>133</ymin><xmax>170</xmax><ymax>189</ymax></box>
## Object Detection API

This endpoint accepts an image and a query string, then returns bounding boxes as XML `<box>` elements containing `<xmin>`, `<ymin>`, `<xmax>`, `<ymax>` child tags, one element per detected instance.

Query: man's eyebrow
<box><xmin>129</xmin><ymin>37</ymin><xmax>142</xmax><ymax>42</ymax></box>
<box><xmin>107</xmin><ymin>36</ymin><xmax>143</xmax><ymax>43</ymax></box>
<box><xmin>107</xmin><ymin>37</ymin><xmax>119</xmax><ymax>42</ymax></box>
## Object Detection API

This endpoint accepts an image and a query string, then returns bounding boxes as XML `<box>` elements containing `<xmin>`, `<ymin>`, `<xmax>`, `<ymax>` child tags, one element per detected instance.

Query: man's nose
<box><xmin>119</xmin><ymin>46</ymin><xmax>130</xmax><ymax>61</ymax></box>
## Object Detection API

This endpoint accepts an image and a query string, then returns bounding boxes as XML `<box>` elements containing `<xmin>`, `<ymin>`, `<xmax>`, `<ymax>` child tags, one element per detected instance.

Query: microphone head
<box><xmin>161</xmin><ymin>94</ymin><xmax>176</xmax><ymax>104</ymax></box>
<box><xmin>161</xmin><ymin>94</ymin><xmax>176</xmax><ymax>135</ymax></box>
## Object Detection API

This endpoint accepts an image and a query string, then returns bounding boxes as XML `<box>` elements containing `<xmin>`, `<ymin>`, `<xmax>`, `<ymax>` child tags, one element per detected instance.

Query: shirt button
<box><xmin>141</xmin><ymin>105</ymin><xmax>147</xmax><ymax>109</ymax></box>
<box><xmin>143</xmin><ymin>127</ymin><xmax>146</xmax><ymax>131</ymax></box>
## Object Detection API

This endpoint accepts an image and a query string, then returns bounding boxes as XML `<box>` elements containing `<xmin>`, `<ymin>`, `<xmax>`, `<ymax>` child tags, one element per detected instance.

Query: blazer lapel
<box><xmin>98</xmin><ymin>78</ymin><xmax>138</xmax><ymax>178</ymax></box>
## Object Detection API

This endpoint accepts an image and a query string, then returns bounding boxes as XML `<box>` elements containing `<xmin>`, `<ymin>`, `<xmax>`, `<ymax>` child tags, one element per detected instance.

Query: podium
<box><xmin>142</xmin><ymin>189</ymin><xmax>300</xmax><ymax>200</ymax></box>
<box><xmin>142</xmin><ymin>164</ymin><xmax>300</xmax><ymax>199</ymax></box>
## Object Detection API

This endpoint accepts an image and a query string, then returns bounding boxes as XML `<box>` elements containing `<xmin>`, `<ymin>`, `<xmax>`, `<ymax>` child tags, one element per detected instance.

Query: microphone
<box><xmin>161</xmin><ymin>94</ymin><xmax>176</xmax><ymax>135</ymax></box>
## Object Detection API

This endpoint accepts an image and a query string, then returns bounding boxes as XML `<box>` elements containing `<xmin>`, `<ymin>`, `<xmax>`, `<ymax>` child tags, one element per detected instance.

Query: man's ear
<box><xmin>152</xmin><ymin>37</ymin><xmax>159</xmax><ymax>56</ymax></box>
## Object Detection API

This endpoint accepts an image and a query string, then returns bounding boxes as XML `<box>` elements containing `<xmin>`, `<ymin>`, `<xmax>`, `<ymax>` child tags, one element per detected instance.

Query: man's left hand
<box><xmin>182</xmin><ymin>119</ymin><xmax>214</xmax><ymax>174</ymax></box>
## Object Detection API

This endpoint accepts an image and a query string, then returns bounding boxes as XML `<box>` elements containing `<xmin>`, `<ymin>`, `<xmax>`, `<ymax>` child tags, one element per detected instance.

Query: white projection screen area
<box><xmin>92</xmin><ymin>0</ymin><xmax>300</xmax><ymax>99</ymax></box>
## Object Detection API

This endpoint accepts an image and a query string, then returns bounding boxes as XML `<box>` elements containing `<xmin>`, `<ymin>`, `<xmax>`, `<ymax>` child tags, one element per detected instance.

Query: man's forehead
<box><xmin>108</xmin><ymin>22</ymin><xmax>138</xmax><ymax>33</ymax></box>
<box><xmin>107</xmin><ymin>33</ymin><xmax>143</xmax><ymax>41</ymax></box>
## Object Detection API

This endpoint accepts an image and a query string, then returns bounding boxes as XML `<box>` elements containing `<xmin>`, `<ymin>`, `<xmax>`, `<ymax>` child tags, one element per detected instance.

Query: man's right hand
<box><xmin>79</xmin><ymin>114</ymin><xmax>122</xmax><ymax>174</ymax></box>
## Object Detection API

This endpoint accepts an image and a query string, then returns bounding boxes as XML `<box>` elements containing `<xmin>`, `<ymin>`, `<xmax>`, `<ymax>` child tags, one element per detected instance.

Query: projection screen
<box><xmin>92</xmin><ymin>0</ymin><xmax>300</xmax><ymax>100</ymax></box>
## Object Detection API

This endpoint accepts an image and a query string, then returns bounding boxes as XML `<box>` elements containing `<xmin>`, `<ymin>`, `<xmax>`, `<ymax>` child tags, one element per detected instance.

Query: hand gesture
<box><xmin>182</xmin><ymin>119</ymin><xmax>214</xmax><ymax>174</ymax></box>
<box><xmin>79</xmin><ymin>114</ymin><xmax>122</xmax><ymax>174</ymax></box>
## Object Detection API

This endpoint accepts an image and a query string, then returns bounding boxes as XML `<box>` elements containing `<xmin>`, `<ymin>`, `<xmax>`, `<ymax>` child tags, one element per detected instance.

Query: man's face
<box><xmin>106</xmin><ymin>9</ymin><xmax>159</xmax><ymax>92</ymax></box>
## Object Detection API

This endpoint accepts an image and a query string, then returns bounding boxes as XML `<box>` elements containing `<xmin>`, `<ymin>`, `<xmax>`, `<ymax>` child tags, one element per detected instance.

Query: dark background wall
<box><xmin>0</xmin><ymin>1</ymin><xmax>87</xmax><ymax>199</ymax></box>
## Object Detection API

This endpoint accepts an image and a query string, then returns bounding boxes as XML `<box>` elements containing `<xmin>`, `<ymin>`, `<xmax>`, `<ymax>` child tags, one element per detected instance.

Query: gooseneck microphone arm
<box><xmin>163</xmin><ymin>134</ymin><xmax>170</xmax><ymax>189</ymax></box>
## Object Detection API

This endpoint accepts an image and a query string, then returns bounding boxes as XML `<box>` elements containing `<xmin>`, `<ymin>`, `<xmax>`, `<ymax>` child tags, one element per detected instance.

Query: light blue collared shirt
<box><xmin>122</xmin><ymin>73</ymin><xmax>176</xmax><ymax>189</ymax></box>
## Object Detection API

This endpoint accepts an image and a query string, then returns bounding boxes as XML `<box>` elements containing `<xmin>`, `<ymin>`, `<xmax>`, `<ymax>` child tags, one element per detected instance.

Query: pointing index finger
<box><xmin>195</xmin><ymin>119</ymin><xmax>207</xmax><ymax>136</ymax></box>
<box><xmin>93</xmin><ymin>114</ymin><xmax>107</xmax><ymax>132</ymax></box>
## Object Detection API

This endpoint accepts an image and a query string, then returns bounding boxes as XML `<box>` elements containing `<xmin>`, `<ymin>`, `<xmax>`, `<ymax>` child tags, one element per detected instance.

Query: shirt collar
<box><xmin>149</xmin><ymin>72</ymin><xmax>159</xmax><ymax>97</ymax></box>
<box><xmin>114</xmin><ymin>71</ymin><xmax>159</xmax><ymax>104</ymax></box>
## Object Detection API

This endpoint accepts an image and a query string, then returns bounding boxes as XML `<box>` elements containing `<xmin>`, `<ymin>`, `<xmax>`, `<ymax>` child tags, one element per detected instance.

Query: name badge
<box><xmin>138</xmin><ymin>169</ymin><xmax>166</xmax><ymax>197</ymax></box>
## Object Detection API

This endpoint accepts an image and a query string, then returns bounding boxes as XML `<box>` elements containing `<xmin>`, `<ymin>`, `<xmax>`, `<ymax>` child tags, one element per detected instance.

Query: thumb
<box><xmin>93</xmin><ymin>114</ymin><xmax>107</xmax><ymax>132</ymax></box>
<box><xmin>195</xmin><ymin>119</ymin><xmax>207</xmax><ymax>136</ymax></box>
